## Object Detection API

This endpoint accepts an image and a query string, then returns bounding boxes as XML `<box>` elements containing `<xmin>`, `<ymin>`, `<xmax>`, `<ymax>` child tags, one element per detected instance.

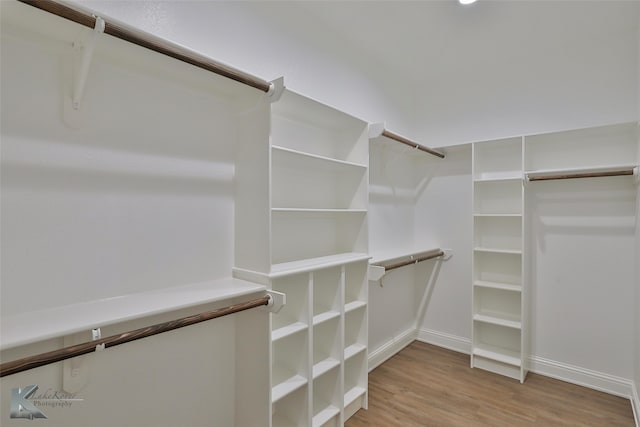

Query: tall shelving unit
<box><xmin>471</xmin><ymin>137</ymin><xmax>527</xmax><ymax>382</ymax></box>
<box><xmin>234</xmin><ymin>89</ymin><xmax>369</xmax><ymax>426</ymax></box>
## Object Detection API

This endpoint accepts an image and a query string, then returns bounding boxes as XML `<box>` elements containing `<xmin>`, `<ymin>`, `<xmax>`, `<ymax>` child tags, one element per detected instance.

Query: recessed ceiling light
<box><xmin>459</xmin><ymin>0</ymin><xmax>477</xmax><ymax>4</ymax></box>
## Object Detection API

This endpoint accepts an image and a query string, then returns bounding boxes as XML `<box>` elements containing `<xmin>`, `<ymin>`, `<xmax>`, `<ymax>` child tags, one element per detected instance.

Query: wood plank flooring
<box><xmin>346</xmin><ymin>342</ymin><xmax>635</xmax><ymax>427</ymax></box>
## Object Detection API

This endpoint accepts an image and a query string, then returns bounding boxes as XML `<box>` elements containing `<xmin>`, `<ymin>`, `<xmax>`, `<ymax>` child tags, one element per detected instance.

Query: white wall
<box><xmin>413</xmin><ymin>146</ymin><xmax>472</xmax><ymax>348</ymax></box>
<box><xmin>414</xmin><ymin>1</ymin><xmax>640</xmax><ymax>147</ymax></box>
<box><xmin>75</xmin><ymin>0</ymin><xmax>416</xmax><ymax>136</ymax></box>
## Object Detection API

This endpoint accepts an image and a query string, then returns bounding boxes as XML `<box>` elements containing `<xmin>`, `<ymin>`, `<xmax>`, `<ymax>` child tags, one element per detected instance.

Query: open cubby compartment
<box><xmin>313</xmin><ymin>267</ymin><xmax>342</xmax><ymax>319</ymax></box>
<box><xmin>271</xmin><ymin>273</ymin><xmax>310</xmax><ymax>338</ymax></box>
<box><xmin>272</xmin><ymin>331</ymin><xmax>309</xmax><ymax>401</ymax></box>
<box><xmin>474</xmin><ymin>137</ymin><xmax>522</xmax><ymax>181</ymax></box>
<box><xmin>344</xmin><ymin>350</ymin><xmax>367</xmax><ymax>420</ymax></box>
<box><xmin>473</xmin><ymin>180</ymin><xmax>522</xmax><ymax>215</ymax></box>
<box><xmin>271</xmin><ymin>212</ymin><xmax>367</xmax><ymax>265</ymax></box>
<box><xmin>344</xmin><ymin>305</ymin><xmax>366</xmax><ymax>353</ymax></box>
<box><xmin>271</xmin><ymin>146</ymin><xmax>367</xmax><ymax>210</ymax></box>
<box><xmin>473</xmin><ymin>251</ymin><xmax>522</xmax><ymax>288</ymax></box>
<box><xmin>344</xmin><ymin>261</ymin><xmax>368</xmax><ymax>308</ymax></box>
<box><xmin>474</xmin><ymin>216</ymin><xmax>522</xmax><ymax>252</ymax></box>
<box><xmin>313</xmin><ymin>316</ymin><xmax>341</xmax><ymax>377</ymax></box>
<box><xmin>474</xmin><ymin>287</ymin><xmax>521</xmax><ymax>326</ymax></box>
<box><xmin>473</xmin><ymin>322</ymin><xmax>522</xmax><ymax>380</ymax></box>
<box><xmin>271</xmin><ymin>90</ymin><xmax>368</xmax><ymax>165</ymax></box>
<box><xmin>272</xmin><ymin>385</ymin><xmax>309</xmax><ymax>427</ymax></box>
<box><xmin>524</xmin><ymin>122</ymin><xmax>638</xmax><ymax>172</ymax></box>
<box><xmin>312</xmin><ymin>366</ymin><xmax>341</xmax><ymax>427</ymax></box>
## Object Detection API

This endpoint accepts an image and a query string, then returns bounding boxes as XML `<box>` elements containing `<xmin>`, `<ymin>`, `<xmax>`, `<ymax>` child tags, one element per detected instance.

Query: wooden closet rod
<box><xmin>0</xmin><ymin>295</ymin><xmax>270</xmax><ymax>377</ymax></box>
<box><xmin>18</xmin><ymin>0</ymin><xmax>273</xmax><ymax>93</ymax></box>
<box><xmin>527</xmin><ymin>168</ymin><xmax>635</xmax><ymax>182</ymax></box>
<box><xmin>384</xmin><ymin>251</ymin><xmax>445</xmax><ymax>272</ymax></box>
<box><xmin>382</xmin><ymin>129</ymin><xmax>445</xmax><ymax>159</ymax></box>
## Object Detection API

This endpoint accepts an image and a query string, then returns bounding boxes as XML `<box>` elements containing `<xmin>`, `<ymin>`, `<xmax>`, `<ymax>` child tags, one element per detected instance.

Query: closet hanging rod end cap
<box><xmin>442</xmin><ymin>249</ymin><xmax>453</xmax><ymax>260</ymax></box>
<box><xmin>265</xmin><ymin>290</ymin><xmax>286</xmax><ymax>313</ymax></box>
<box><xmin>267</xmin><ymin>77</ymin><xmax>285</xmax><ymax>102</ymax></box>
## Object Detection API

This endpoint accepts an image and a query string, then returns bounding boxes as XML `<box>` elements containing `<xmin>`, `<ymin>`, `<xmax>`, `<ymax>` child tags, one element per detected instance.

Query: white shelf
<box><xmin>473</xmin><ymin>213</ymin><xmax>522</xmax><ymax>217</ymax></box>
<box><xmin>271</xmin><ymin>253</ymin><xmax>370</xmax><ymax>278</ymax></box>
<box><xmin>525</xmin><ymin>164</ymin><xmax>638</xmax><ymax>180</ymax></box>
<box><xmin>473</xmin><ymin>313</ymin><xmax>521</xmax><ymax>330</ymax></box>
<box><xmin>312</xmin><ymin>358</ymin><xmax>340</xmax><ymax>379</ymax></box>
<box><xmin>344</xmin><ymin>343</ymin><xmax>366</xmax><ymax>360</ymax></box>
<box><xmin>272</xmin><ymin>145</ymin><xmax>367</xmax><ymax>170</ymax></box>
<box><xmin>369</xmin><ymin>247</ymin><xmax>443</xmax><ymax>266</ymax></box>
<box><xmin>474</xmin><ymin>280</ymin><xmax>521</xmax><ymax>292</ymax></box>
<box><xmin>272</xmin><ymin>375</ymin><xmax>308</xmax><ymax>403</ymax></box>
<box><xmin>272</xmin><ymin>208</ymin><xmax>367</xmax><ymax>214</ymax></box>
<box><xmin>313</xmin><ymin>311</ymin><xmax>340</xmax><ymax>326</ymax></box>
<box><xmin>1</xmin><ymin>277</ymin><xmax>266</xmax><ymax>351</ymax></box>
<box><xmin>344</xmin><ymin>386</ymin><xmax>367</xmax><ymax>407</ymax></box>
<box><xmin>312</xmin><ymin>405</ymin><xmax>340</xmax><ymax>427</ymax></box>
<box><xmin>473</xmin><ymin>175</ymin><xmax>522</xmax><ymax>183</ymax></box>
<box><xmin>473</xmin><ymin>345</ymin><xmax>522</xmax><ymax>367</ymax></box>
<box><xmin>474</xmin><ymin>247</ymin><xmax>522</xmax><ymax>255</ymax></box>
<box><xmin>272</xmin><ymin>322</ymin><xmax>308</xmax><ymax>342</ymax></box>
<box><xmin>344</xmin><ymin>300</ymin><xmax>366</xmax><ymax>313</ymax></box>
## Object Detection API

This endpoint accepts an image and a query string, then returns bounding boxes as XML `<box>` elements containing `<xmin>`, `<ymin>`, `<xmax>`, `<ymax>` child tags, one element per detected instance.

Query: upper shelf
<box><xmin>1</xmin><ymin>277</ymin><xmax>266</xmax><ymax>351</ymax></box>
<box><xmin>270</xmin><ymin>253</ymin><xmax>370</xmax><ymax>278</ymax></box>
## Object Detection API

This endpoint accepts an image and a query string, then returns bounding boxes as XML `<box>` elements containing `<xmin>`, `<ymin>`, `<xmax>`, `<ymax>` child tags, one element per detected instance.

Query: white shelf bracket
<box><xmin>64</xmin><ymin>16</ymin><xmax>104</xmax><ymax>128</ymax></box>
<box><xmin>633</xmin><ymin>166</ymin><xmax>640</xmax><ymax>185</ymax></box>
<box><xmin>441</xmin><ymin>248</ymin><xmax>453</xmax><ymax>260</ymax></box>
<box><xmin>265</xmin><ymin>290</ymin><xmax>286</xmax><ymax>314</ymax></box>
<box><xmin>267</xmin><ymin>76</ymin><xmax>285</xmax><ymax>103</ymax></box>
<box><xmin>72</xmin><ymin>16</ymin><xmax>104</xmax><ymax>110</ymax></box>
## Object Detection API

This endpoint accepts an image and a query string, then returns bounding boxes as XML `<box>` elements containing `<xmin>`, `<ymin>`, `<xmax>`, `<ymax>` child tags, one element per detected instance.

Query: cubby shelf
<box><xmin>473</xmin><ymin>175</ymin><xmax>522</xmax><ymax>183</ymax></box>
<box><xmin>344</xmin><ymin>300</ymin><xmax>366</xmax><ymax>313</ymax></box>
<box><xmin>344</xmin><ymin>343</ymin><xmax>366</xmax><ymax>360</ymax></box>
<box><xmin>473</xmin><ymin>313</ymin><xmax>522</xmax><ymax>330</ymax></box>
<box><xmin>272</xmin><ymin>208</ymin><xmax>367</xmax><ymax>214</ymax></box>
<box><xmin>313</xmin><ymin>311</ymin><xmax>341</xmax><ymax>326</ymax></box>
<box><xmin>473</xmin><ymin>213</ymin><xmax>522</xmax><ymax>217</ymax></box>
<box><xmin>474</xmin><ymin>247</ymin><xmax>522</xmax><ymax>255</ymax></box>
<box><xmin>313</xmin><ymin>358</ymin><xmax>340</xmax><ymax>379</ymax></box>
<box><xmin>473</xmin><ymin>280</ymin><xmax>521</xmax><ymax>292</ymax></box>
<box><xmin>272</xmin><ymin>375</ymin><xmax>308</xmax><ymax>403</ymax></box>
<box><xmin>312</xmin><ymin>406</ymin><xmax>340</xmax><ymax>427</ymax></box>
<box><xmin>272</xmin><ymin>322</ymin><xmax>308</xmax><ymax>342</ymax></box>
<box><xmin>473</xmin><ymin>346</ymin><xmax>521</xmax><ymax>367</ymax></box>
<box><xmin>344</xmin><ymin>386</ymin><xmax>367</xmax><ymax>407</ymax></box>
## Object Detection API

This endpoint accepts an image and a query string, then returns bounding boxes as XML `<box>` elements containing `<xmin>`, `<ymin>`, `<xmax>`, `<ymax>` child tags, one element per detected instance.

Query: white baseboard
<box><xmin>416</xmin><ymin>328</ymin><xmax>471</xmax><ymax>354</ymax></box>
<box><xmin>413</xmin><ymin>328</ymin><xmax>635</xmax><ymax>402</ymax></box>
<box><xmin>630</xmin><ymin>381</ymin><xmax>639</xmax><ymax>427</ymax></box>
<box><xmin>368</xmin><ymin>327</ymin><xmax>417</xmax><ymax>372</ymax></box>
<box><xmin>528</xmin><ymin>355</ymin><xmax>633</xmax><ymax>399</ymax></box>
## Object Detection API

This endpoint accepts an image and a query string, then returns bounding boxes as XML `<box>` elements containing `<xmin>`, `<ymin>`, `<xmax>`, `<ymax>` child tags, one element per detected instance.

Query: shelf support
<box><xmin>265</xmin><ymin>290</ymin><xmax>286</xmax><ymax>314</ymax></box>
<box><xmin>73</xmin><ymin>16</ymin><xmax>104</xmax><ymax>110</ymax></box>
<box><xmin>267</xmin><ymin>76</ymin><xmax>285</xmax><ymax>103</ymax></box>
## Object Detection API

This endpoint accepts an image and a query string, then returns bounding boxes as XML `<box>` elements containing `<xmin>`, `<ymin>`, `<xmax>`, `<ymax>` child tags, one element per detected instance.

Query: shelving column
<box><xmin>471</xmin><ymin>137</ymin><xmax>527</xmax><ymax>382</ymax></box>
<box><xmin>234</xmin><ymin>89</ymin><xmax>369</xmax><ymax>426</ymax></box>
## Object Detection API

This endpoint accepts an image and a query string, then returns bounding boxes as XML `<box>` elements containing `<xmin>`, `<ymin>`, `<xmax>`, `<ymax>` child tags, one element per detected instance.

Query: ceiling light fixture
<box><xmin>459</xmin><ymin>0</ymin><xmax>477</xmax><ymax>4</ymax></box>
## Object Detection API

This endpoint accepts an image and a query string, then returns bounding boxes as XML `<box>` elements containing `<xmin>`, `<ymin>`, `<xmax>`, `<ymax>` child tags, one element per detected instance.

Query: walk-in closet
<box><xmin>1</xmin><ymin>0</ymin><xmax>639</xmax><ymax>426</ymax></box>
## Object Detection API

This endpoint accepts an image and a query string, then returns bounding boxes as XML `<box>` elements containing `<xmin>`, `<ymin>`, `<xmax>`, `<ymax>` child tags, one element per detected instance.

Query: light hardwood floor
<box><xmin>346</xmin><ymin>342</ymin><xmax>635</xmax><ymax>427</ymax></box>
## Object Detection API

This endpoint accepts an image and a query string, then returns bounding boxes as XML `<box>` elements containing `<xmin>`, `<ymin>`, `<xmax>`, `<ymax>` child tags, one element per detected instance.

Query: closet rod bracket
<box><xmin>265</xmin><ymin>290</ymin><xmax>286</xmax><ymax>314</ymax></box>
<box><xmin>71</xmin><ymin>16</ymin><xmax>104</xmax><ymax>110</ymax></box>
